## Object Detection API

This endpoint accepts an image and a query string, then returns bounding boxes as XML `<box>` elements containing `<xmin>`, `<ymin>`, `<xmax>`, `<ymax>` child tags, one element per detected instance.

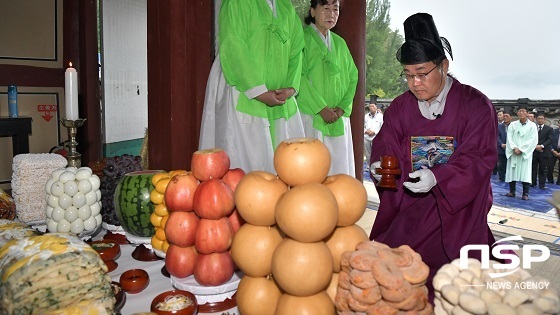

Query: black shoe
<box><xmin>531</xmin><ymin>184</ymin><xmax>536</xmax><ymax>187</ymax></box>
<box><xmin>504</xmin><ymin>192</ymin><xmax>515</xmax><ymax>197</ymax></box>
<box><xmin>540</xmin><ymin>187</ymin><xmax>546</xmax><ymax>190</ymax></box>
<box><xmin>556</xmin><ymin>182</ymin><xmax>560</xmax><ymax>185</ymax></box>
<box><xmin>548</xmin><ymin>181</ymin><xmax>554</xmax><ymax>184</ymax></box>
<box><xmin>522</xmin><ymin>195</ymin><xmax>529</xmax><ymax>200</ymax></box>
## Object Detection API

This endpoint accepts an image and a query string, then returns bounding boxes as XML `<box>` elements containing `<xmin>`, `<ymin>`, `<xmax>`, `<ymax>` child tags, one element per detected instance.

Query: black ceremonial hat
<box><xmin>396</xmin><ymin>13</ymin><xmax>453</xmax><ymax>65</ymax></box>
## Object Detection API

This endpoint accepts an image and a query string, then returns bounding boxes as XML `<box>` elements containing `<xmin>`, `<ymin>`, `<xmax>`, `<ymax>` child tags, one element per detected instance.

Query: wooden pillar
<box><xmin>147</xmin><ymin>0</ymin><xmax>214</xmax><ymax>171</ymax></box>
<box><xmin>79</xmin><ymin>0</ymin><xmax>103</xmax><ymax>165</ymax></box>
<box><xmin>334</xmin><ymin>0</ymin><xmax>367</xmax><ymax>181</ymax></box>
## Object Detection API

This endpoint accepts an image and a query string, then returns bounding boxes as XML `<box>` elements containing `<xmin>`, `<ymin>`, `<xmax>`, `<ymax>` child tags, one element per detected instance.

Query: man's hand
<box><xmin>333</xmin><ymin>107</ymin><xmax>344</xmax><ymax>118</ymax></box>
<box><xmin>256</xmin><ymin>90</ymin><xmax>286</xmax><ymax>107</ymax></box>
<box><xmin>535</xmin><ymin>145</ymin><xmax>544</xmax><ymax>152</ymax></box>
<box><xmin>513</xmin><ymin>148</ymin><xmax>522</xmax><ymax>155</ymax></box>
<box><xmin>274</xmin><ymin>88</ymin><xmax>295</xmax><ymax>102</ymax></box>
<box><xmin>403</xmin><ymin>169</ymin><xmax>437</xmax><ymax>193</ymax></box>
<box><xmin>319</xmin><ymin>107</ymin><xmax>339</xmax><ymax>123</ymax></box>
<box><xmin>370</xmin><ymin>161</ymin><xmax>381</xmax><ymax>181</ymax></box>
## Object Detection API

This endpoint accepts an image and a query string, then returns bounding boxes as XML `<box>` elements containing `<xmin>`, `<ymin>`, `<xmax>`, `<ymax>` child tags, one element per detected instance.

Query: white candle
<box><xmin>65</xmin><ymin>63</ymin><xmax>79</xmax><ymax>120</ymax></box>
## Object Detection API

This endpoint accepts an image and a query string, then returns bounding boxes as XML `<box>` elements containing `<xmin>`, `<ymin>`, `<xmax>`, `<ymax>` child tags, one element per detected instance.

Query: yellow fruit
<box><xmin>151</xmin><ymin>172</ymin><xmax>170</xmax><ymax>186</ymax></box>
<box><xmin>150</xmin><ymin>189</ymin><xmax>164</xmax><ymax>204</ymax></box>
<box><xmin>169</xmin><ymin>170</ymin><xmax>188</xmax><ymax>178</ymax></box>
<box><xmin>155</xmin><ymin>177</ymin><xmax>171</xmax><ymax>194</ymax></box>
<box><xmin>155</xmin><ymin>227</ymin><xmax>167</xmax><ymax>241</ymax></box>
<box><xmin>152</xmin><ymin>235</ymin><xmax>164</xmax><ymax>250</ymax></box>
<box><xmin>150</xmin><ymin>212</ymin><xmax>163</xmax><ymax>227</ymax></box>
<box><xmin>161</xmin><ymin>215</ymin><xmax>169</xmax><ymax>229</ymax></box>
<box><xmin>154</xmin><ymin>204</ymin><xmax>169</xmax><ymax>217</ymax></box>
<box><xmin>162</xmin><ymin>240</ymin><xmax>170</xmax><ymax>253</ymax></box>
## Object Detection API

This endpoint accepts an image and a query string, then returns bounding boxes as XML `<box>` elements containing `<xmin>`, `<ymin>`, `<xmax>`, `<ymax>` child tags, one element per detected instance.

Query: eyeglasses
<box><xmin>400</xmin><ymin>64</ymin><xmax>440</xmax><ymax>82</ymax></box>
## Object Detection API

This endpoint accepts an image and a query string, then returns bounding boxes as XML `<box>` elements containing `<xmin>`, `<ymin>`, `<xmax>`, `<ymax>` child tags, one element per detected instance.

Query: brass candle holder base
<box><xmin>60</xmin><ymin>118</ymin><xmax>86</xmax><ymax>168</ymax></box>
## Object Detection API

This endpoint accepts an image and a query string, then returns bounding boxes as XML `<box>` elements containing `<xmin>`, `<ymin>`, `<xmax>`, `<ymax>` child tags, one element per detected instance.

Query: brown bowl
<box><xmin>111</xmin><ymin>281</ymin><xmax>126</xmax><ymax>312</ymax></box>
<box><xmin>150</xmin><ymin>289</ymin><xmax>198</xmax><ymax>315</ymax></box>
<box><xmin>119</xmin><ymin>269</ymin><xmax>150</xmax><ymax>294</ymax></box>
<box><xmin>90</xmin><ymin>240</ymin><xmax>120</xmax><ymax>272</ymax></box>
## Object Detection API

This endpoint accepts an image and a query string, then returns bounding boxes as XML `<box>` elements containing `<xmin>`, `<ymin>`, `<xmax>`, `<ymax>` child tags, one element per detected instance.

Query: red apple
<box><xmin>165</xmin><ymin>245</ymin><xmax>197</xmax><ymax>278</ymax></box>
<box><xmin>221</xmin><ymin>168</ymin><xmax>246</xmax><ymax>192</ymax></box>
<box><xmin>164</xmin><ymin>172</ymin><xmax>199</xmax><ymax>212</ymax></box>
<box><xmin>195</xmin><ymin>217</ymin><xmax>234</xmax><ymax>254</ymax></box>
<box><xmin>227</xmin><ymin>208</ymin><xmax>245</xmax><ymax>233</ymax></box>
<box><xmin>191</xmin><ymin>148</ymin><xmax>231</xmax><ymax>182</ymax></box>
<box><xmin>165</xmin><ymin>211</ymin><xmax>200</xmax><ymax>247</ymax></box>
<box><xmin>234</xmin><ymin>171</ymin><xmax>288</xmax><ymax>226</ymax></box>
<box><xmin>194</xmin><ymin>252</ymin><xmax>235</xmax><ymax>286</ymax></box>
<box><xmin>193</xmin><ymin>178</ymin><xmax>235</xmax><ymax>219</ymax></box>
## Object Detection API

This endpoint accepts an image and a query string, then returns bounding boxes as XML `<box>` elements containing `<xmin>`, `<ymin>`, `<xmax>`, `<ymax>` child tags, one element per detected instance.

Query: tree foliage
<box><xmin>290</xmin><ymin>0</ymin><xmax>407</xmax><ymax>99</ymax></box>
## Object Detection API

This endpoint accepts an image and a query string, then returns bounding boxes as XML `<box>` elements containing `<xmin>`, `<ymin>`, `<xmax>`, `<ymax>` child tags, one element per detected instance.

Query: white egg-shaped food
<box><xmin>58</xmin><ymin>171</ymin><xmax>76</xmax><ymax>183</ymax></box>
<box><xmin>78</xmin><ymin>204</ymin><xmax>92</xmax><ymax>221</ymax></box>
<box><xmin>78</xmin><ymin>179</ymin><xmax>93</xmax><ymax>194</ymax></box>
<box><xmin>51</xmin><ymin>206</ymin><xmax>65</xmax><ymax>222</ymax></box>
<box><xmin>70</xmin><ymin>219</ymin><xmax>85</xmax><ymax>234</ymax></box>
<box><xmin>75</xmin><ymin>167</ymin><xmax>93</xmax><ymax>181</ymax></box>
<box><xmin>47</xmin><ymin>219</ymin><xmax>58</xmax><ymax>232</ymax></box>
<box><xmin>72</xmin><ymin>192</ymin><xmax>86</xmax><ymax>208</ymax></box>
<box><xmin>64</xmin><ymin>206</ymin><xmax>79</xmax><ymax>223</ymax></box>
<box><xmin>94</xmin><ymin>214</ymin><xmax>102</xmax><ymax>226</ymax></box>
<box><xmin>46</xmin><ymin>206</ymin><xmax>54</xmax><ymax>219</ymax></box>
<box><xmin>90</xmin><ymin>202</ymin><xmax>101</xmax><ymax>216</ymax></box>
<box><xmin>57</xmin><ymin>219</ymin><xmax>71</xmax><ymax>233</ymax></box>
<box><xmin>85</xmin><ymin>191</ymin><xmax>98</xmax><ymax>206</ymax></box>
<box><xmin>45</xmin><ymin>178</ymin><xmax>57</xmax><ymax>193</ymax></box>
<box><xmin>63</xmin><ymin>180</ymin><xmax>79</xmax><ymax>197</ymax></box>
<box><xmin>50</xmin><ymin>181</ymin><xmax>65</xmax><ymax>197</ymax></box>
<box><xmin>84</xmin><ymin>216</ymin><xmax>98</xmax><ymax>231</ymax></box>
<box><xmin>89</xmin><ymin>175</ymin><xmax>101</xmax><ymax>191</ymax></box>
<box><xmin>47</xmin><ymin>194</ymin><xmax>59</xmax><ymax>208</ymax></box>
<box><xmin>57</xmin><ymin>193</ymin><xmax>73</xmax><ymax>210</ymax></box>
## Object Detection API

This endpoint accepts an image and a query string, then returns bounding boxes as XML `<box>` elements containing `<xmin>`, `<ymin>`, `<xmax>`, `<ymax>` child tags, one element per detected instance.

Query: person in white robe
<box><xmin>504</xmin><ymin>105</ymin><xmax>538</xmax><ymax>200</ymax></box>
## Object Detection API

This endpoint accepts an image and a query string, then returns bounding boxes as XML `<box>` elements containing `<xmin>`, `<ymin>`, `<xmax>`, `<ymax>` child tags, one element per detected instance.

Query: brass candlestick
<box><xmin>60</xmin><ymin>118</ymin><xmax>86</xmax><ymax>167</ymax></box>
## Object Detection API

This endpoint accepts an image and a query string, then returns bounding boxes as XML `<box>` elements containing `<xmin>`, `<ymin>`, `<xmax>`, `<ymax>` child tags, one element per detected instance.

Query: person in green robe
<box><xmin>504</xmin><ymin>105</ymin><xmax>538</xmax><ymax>200</ymax></box>
<box><xmin>297</xmin><ymin>0</ymin><xmax>358</xmax><ymax>176</ymax></box>
<box><xmin>199</xmin><ymin>0</ymin><xmax>305</xmax><ymax>173</ymax></box>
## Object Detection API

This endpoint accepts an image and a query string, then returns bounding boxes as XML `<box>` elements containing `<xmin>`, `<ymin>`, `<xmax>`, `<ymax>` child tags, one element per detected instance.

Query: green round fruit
<box><xmin>114</xmin><ymin>170</ymin><xmax>161</xmax><ymax>237</ymax></box>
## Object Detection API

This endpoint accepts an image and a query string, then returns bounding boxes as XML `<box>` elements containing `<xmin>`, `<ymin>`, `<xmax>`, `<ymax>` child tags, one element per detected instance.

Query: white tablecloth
<box><xmin>109</xmin><ymin>244</ymin><xmax>238</xmax><ymax>314</ymax></box>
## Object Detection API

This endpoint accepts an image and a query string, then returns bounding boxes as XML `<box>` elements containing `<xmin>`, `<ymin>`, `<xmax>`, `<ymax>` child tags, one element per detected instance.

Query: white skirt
<box><xmin>199</xmin><ymin>57</ymin><xmax>305</xmax><ymax>174</ymax></box>
<box><xmin>301</xmin><ymin>113</ymin><xmax>355</xmax><ymax>177</ymax></box>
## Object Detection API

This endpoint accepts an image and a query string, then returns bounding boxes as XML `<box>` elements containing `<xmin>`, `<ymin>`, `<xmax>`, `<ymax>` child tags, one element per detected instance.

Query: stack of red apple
<box><xmin>163</xmin><ymin>148</ymin><xmax>245</xmax><ymax>286</ymax></box>
<box><xmin>231</xmin><ymin>138</ymin><xmax>370</xmax><ymax>315</ymax></box>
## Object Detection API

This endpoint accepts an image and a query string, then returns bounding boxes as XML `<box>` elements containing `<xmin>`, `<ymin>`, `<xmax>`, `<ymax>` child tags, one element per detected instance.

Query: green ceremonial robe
<box><xmin>219</xmin><ymin>0</ymin><xmax>304</xmax><ymax>121</ymax></box>
<box><xmin>505</xmin><ymin>120</ymin><xmax>538</xmax><ymax>183</ymax></box>
<box><xmin>297</xmin><ymin>25</ymin><xmax>358</xmax><ymax>137</ymax></box>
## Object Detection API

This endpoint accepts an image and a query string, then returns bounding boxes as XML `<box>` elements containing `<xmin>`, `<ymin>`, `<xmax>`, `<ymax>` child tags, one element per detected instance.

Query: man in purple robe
<box><xmin>369</xmin><ymin>13</ymin><xmax>497</xmax><ymax>301</ymax></box>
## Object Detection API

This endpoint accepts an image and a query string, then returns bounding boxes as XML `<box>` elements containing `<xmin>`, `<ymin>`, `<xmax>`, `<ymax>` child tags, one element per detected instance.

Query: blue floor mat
<box><xmin>488</xmin><ymin>175</ymin><xmax>557</xmax><ymax>213</ymax></box>
<box><xmin>363</xmin><ymin>163</ymin><xmax>557</xmax><ymax>213</ymax></box>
